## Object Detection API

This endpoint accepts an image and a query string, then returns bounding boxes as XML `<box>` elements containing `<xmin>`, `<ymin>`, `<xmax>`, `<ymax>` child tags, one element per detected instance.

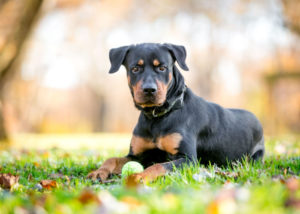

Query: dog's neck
<box><xmin>136</xmin><ymin>66</ymin><xmax>186</xmax><ymax>119</ymax></box>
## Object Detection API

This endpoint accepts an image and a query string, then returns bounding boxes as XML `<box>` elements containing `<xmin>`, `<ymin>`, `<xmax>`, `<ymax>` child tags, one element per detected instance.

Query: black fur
<box><xmin>109</xmin><ymin>43</ymin><xmax>264</xmax><ymax>171</ymax></box>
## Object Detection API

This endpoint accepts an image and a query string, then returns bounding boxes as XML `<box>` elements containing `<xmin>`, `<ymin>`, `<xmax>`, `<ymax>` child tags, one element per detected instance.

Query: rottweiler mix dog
<box><xmin>87</xmin><ymin>43</ymin><xmax>264</xmax><ymax>182</ymax></box>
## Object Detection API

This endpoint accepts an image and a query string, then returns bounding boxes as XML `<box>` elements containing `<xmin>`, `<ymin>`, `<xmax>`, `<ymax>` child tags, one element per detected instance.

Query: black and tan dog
<box><xmin>87</xmin><ymin>43</ymin><xmax>264</xmax><ymax>182</ymax></box>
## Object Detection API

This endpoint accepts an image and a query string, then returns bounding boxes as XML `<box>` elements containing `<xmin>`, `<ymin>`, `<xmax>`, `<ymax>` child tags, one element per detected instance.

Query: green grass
<box><xmin>0</xmin><ymin>136</ymin><xmax>299</xmax><ymax>214</ymax></box>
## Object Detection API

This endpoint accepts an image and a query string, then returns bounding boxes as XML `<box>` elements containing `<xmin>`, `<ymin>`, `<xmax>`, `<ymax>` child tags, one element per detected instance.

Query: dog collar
<box><xmin>143</xmin><ymin>86</ymin><xmax>186</xmax><ymax>119</ymax></box>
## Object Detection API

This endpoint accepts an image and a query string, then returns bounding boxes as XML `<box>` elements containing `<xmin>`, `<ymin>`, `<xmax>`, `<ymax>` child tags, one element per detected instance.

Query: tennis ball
<box><xmin>121</xmin><ymin>161</ymin><xmax>144</xmax><ymax>177</ymax></box>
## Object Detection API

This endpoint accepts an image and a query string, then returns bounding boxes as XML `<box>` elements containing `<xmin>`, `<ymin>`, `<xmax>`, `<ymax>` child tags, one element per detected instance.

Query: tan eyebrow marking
<box><xmin>137</xmin><ymin>59</ymin><xmax>144</xmax><ymax>66</ymax></box>
<box><xmin>153</xmin><ymin>59</ymin><xmax>160</xmax><ymax>66</ymax></box>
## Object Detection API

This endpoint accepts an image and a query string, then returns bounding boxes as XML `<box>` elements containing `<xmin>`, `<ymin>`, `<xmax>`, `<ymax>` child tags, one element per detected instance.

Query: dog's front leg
<box><xmin>87</xmin><ymin>157</ymin><xmax>131</xmax><ymax>181</ymax></box>
<box><xmin>128</xmin><ymin>135</ymin><xmax>198</xmax><ymax>182</ymax></box>
<box><xmin>129</xmin><ymin>157</ymin><xmax>195</xmax><ymax>183</ymax></box>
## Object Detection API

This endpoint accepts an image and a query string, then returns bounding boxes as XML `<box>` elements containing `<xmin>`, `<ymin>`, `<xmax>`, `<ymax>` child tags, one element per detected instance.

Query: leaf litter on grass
<box><xmin>0</xmin><ymin>173</ymin><xmax>19</xmax><ymax>190</ymax></box>
<box><xmin>0</xmin><ymin>137</ymin><xmax>299</xmax><ymax>213</ymax></box>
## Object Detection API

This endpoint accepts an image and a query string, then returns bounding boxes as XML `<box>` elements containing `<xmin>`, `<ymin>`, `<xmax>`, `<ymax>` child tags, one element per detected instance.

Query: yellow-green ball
<box><xmin>121</xmin><ymin>161</ymin><xmax>144</xmax><ymax>177</ymax></box>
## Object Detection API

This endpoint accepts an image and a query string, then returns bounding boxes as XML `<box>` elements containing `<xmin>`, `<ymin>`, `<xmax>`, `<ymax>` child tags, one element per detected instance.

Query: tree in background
<box><xmin>0</xmin><ymin>0</ymin><xmax>43</xmax><ymax>141</ymax></box>
<box><xmin>282</xmin><ymin>0</ymin><xmax>300</xmax><ymax>36</ymax></box>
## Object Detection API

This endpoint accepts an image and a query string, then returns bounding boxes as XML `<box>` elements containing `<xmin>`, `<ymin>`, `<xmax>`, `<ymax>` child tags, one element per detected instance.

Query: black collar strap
<box><xmin>143</xmin><ymin>86</ymin><xmax>186</xmax><ymax>119</ymax></box>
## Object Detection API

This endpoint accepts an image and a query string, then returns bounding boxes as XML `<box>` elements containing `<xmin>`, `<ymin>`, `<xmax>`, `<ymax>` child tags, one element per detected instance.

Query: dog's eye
<box><xmin>158</xmin><ymin>66</ymin><xmax>166</xmax><ymax>72</ymax></box>
<box><xmin>131</xmin><ymin>67</ymin><xmax>140</xmax><ymax>73</ymax></box>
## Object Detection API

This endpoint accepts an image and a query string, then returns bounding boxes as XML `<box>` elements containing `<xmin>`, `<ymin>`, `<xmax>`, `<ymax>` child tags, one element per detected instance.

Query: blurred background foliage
<box><xmin>0</xmin><ymin>0</ymin><xmax>299</xmax><ymax>141</ymax></box>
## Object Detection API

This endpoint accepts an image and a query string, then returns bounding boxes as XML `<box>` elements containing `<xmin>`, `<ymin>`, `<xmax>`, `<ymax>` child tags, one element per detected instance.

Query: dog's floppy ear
<box><xmin>163</xmin><ymin>43</ymin><xmax>189</xmax><ymax>71</ymax></box>
<box><xmin>109</xmin><ymin>46</ymin><xmax>130</xmax><ymax>73</ymax></box>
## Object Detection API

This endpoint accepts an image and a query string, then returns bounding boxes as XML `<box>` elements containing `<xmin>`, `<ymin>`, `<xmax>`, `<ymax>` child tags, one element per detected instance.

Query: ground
<box><xmin>0</xmin><ymin>134</ymin><xmax>299</xmax><ymax>214</ymax></box>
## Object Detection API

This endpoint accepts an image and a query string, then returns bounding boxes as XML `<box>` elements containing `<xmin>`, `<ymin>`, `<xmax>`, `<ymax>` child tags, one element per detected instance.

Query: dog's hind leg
<box><xmin>250</xmin><ymin>137</ymin><xmax>265</xmax><ymax>161</ymax></box>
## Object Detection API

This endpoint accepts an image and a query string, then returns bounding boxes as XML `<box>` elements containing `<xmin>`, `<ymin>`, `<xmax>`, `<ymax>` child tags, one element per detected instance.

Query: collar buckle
<box><xmin>147</xmin><ymin>86</ymin><xmax>186</xmax><ymax>118</ymax></box>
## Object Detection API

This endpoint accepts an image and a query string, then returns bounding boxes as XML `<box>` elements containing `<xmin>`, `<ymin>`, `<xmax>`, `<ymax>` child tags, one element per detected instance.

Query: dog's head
<box><xmin>108</xmin><ymin>43</ymin><xmax>189</xmax><ymax>108</ymax></box>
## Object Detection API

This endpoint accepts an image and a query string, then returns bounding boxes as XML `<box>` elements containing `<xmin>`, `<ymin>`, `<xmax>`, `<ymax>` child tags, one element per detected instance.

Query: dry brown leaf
<box><xmin>0</xmin><ymin>173</ymin><xmax>19</xmax><ymax>189</ymax></box>
<box><xmin>285</xmin><ymin>177</ymin><xmax>299</xmax><ymax>192</ymax></box>
<box><xmin>125</xmin><ymin>174</ymin><xmax>142</xmax><ymax>189</ymax></box>
<box><xmin>215</xmin><ymin>169</ymin><xmax>239</xmax><ymax>179</ymax></box>
<box><xmin>39</xmin><ymin>180</ymin><xmax>57</xmax><ymax>190</ymax></box>
<box><xmin>78</xmin><ymin>188</ymin><xmax>101</xmax><ymax>204</ymax></box>
<box><xmin>285</xmin><ymin>197</ymin><xmax>300</xmax><ymax>209</ymax></box>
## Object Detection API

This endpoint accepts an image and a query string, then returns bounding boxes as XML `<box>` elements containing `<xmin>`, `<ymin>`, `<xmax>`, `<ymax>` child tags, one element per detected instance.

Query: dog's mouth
<box><xmin>137</xmin><ymin>102</ymin><xmax>164</xmax><ymax>108</ymax></box>
<box><xmin>134</xmin><ymin>96</ymin><xmax>164</xmax><ymax>108</ymax></box>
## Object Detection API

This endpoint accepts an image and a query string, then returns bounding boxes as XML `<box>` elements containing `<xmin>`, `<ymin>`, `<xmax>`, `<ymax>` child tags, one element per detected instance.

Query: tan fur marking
<box><xmin>126</xmin><ymin>163</ymin><xmax>166</xmax><ymax>185</ymax></box>
<box><xmin>153</xmin><ymin>59</ymin><xmax>160</xmax><ymax>66</ymax></box>
<box><xmin>87</xmin><ymin>157</ymin><xmax>130</xmax><ymax>181</ymax></box>
<box><xmin>100</xmin><ymin>157</ymin><xmax>130</xmax><ymax>174</ymax></box>
<box><xmin>157</xmin><ymin>133</ymin><xmax>182</xmax><ymax>155</ymax></box>
<box><xmin>131</xmin><ymin>135</ymin><xmax>156</xmax><ymax>155</ymax></box>
<box><xmin>127</xmin><ymin>75</ymin><xmax>131</xmax><ymax>85</ymax></box>
<box><xmin>168</xmin><ymin>72</ymin><xmax>173</xmax><ymax>84</ymax></box>
<box><xmin>112</xmin><ymin>157</ymin><xmax>131</xmax><ymax>174</ymax></box>
<box><xmin>155</xmin><ymin>79</ymin><xmax>168</xmax><ymax>105</ymax></box>
<box><xmin>138</xmin><ymin>59</ymin><xmax>144</xmax><ymax>66</ymax></box>
<box><xmin>140</xmin><ymin>163</ymin><xmax>166</xmax><ymax>181</ymax></box>
<box><xmin>132</xmin><ymin>79</ymin><xmax>143</xmax><ymax>99</ymax></box>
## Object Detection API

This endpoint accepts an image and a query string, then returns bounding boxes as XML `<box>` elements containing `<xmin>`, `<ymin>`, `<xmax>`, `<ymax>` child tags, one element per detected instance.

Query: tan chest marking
<box><xmin>157</xmin><ymin>133</ymin><xmax>182</xmax><ymax>155</ymax></box>
<box><xmin>131</xmin><ymin>136</ymin><xmax>156</xmax><ymax>155</ymax></box>
<box><xmin>131</xmin><ymin>133</ymin><xmax>182</xmax><ymax>155</ymax></box>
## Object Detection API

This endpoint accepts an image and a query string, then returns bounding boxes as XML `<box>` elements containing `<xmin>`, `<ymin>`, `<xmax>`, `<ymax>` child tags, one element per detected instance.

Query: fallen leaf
<box><xmin>215</xmin><ymin>168</ymin><xmax>239</xmax><ymax>179</ymax></box>
<box><xmin>78</xmin><ymin>188</ymin><xmax>101</xmax><ymax>204</ymax></box>
<box><xmin>33</xmin><ymin>162</ymin><xmax>40</xmax><ymax>167</ymax></box>
<box><xmin>120</xmin><ymin>196</ymin><xmax>142</xmax><ymax>210</ymax></box>
<box><xmin>125</xmin><ymin>174</ymin><xmax>142</xmax><ymax>189</ymax></box>
<box><xmin>285</xmin><ymin>177</ymin><xmax>299</xmax><ymax>192</ymax></box>
<box><xmin>39</xmin><ymin>180</ymin><xmax>57</xmax><ymax>190</ymax></box>
<box><xmin>285</xmin><ymin>197</ymin><xmax>300</xmax><ymax>209</ymax></box>
<box><xmin>0</xmin><ymin>173</ymin><xmax>19</xmax><ymax>189</ymax></box>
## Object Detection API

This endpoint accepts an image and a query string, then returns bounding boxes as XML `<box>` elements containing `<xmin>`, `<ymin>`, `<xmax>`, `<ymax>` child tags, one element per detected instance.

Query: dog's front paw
<box><xmin>128</xmin><ymin>173</ymin><xmax>143</xmax><ymax>182</ymax></box>
<box><xmin>87</xmin><ymin>168</ymin><xmax>109</xmax><ymax>182</ymax></box>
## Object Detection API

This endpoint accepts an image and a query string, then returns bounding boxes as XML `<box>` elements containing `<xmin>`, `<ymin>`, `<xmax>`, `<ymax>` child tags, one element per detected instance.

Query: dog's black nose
<box><xmin>143</xmin><ymin>87</ymin><xmax>157</xmax><ymax>94</ymax></box>
<box><xmin>142</xmin><ymin>83</ymin><xmax>157</xmax><ymax>94</ymax></box>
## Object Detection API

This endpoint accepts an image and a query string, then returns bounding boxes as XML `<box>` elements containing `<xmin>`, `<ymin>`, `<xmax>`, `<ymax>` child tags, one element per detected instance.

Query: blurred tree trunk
<box><xmin>0</xmin><ymin>102</ymin><xmax>6</xmax><ymax>140</ymax></box>
<box><xmin>282</xmin><ymin>0</ymin><xmax>300</xmax><ymax>36</ymax></box>
<box><xmin>0</xmin><ymin>0</ymin><xmax>43</xmax><ymax>141</ymax></box>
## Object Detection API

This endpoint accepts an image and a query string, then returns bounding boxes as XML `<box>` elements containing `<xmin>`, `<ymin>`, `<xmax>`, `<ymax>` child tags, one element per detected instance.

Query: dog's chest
<box><xmin>130</xmin><ymin>133</ymin><xmax>182</xmax><ymax>155</ymax></box>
